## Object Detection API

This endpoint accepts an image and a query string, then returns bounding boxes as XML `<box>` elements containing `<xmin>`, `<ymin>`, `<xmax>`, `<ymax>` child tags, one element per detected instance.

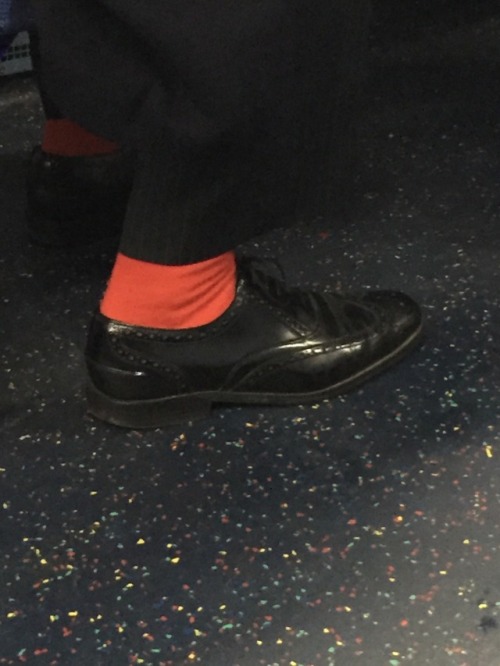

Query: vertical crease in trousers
<box><xmin>32</xmin><ymin>0</ymin><xmax>371</xmax><ymax>264</ymax></box>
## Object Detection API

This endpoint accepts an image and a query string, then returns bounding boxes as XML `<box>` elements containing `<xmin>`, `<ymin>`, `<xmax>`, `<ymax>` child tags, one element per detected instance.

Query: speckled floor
<box><xmin>1</xmin><ymin>9</ymin><xmax>500</xmax><ymax>666</ymax></box>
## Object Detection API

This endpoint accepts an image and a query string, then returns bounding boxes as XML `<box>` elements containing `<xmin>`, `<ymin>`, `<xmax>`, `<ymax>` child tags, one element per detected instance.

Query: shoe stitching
<box><xmin>229</xmin><ymin>340</ymin><xmax>375</xmax><ymax>390</ymax></box>
<box><xmin>112</xmin><ymin>342</ymin><xmax>191</xmax><ymax>392</ymax></box>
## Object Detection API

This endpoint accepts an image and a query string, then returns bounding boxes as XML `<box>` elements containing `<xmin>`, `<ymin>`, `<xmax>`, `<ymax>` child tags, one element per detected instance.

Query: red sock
<box><xmin>100</xmin><ymin>251</ymin><xmax>237</xmax><ymax>329</ymax></box>
<box><xmin>42</xmin><ymin>119</ymin><xmax>119</xmax><ymax>157</ymax></box>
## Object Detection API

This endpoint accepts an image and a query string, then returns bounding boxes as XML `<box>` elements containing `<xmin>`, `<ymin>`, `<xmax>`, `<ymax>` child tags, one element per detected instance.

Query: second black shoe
<box><xmin>26</xmin><ymin>147</ymin><xmax>134</xmax><ymax>246</ymax></box>
<box><xmin>85</xmin><ymin>258</ymin><xmax>423</xmax><ymax>429</ymax></box>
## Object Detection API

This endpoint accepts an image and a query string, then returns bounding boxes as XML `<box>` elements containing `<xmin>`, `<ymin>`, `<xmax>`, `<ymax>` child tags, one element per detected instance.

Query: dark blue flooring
<box><xmin>1</xmin><ymin>11</ymin><xmax>500</xmax><ymax>666</ymax></box>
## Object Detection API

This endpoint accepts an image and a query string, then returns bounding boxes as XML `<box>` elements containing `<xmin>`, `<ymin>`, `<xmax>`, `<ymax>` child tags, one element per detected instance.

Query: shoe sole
<box><xmin>86</xmin><ymin>323</ymin><xmax>423</xmax><ymax>429</ymax></box>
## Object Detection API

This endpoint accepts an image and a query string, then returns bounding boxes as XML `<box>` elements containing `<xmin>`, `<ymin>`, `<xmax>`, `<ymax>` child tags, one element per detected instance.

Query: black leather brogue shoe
<box><xmin>85</xmin><ymin>258</ymin><xmax>423</xmax><ymax>428</ymax></box>
<box><xmin>26</xmin><ymin>147</ymin><xmax>134</xmax><ymax>246</ymax></box>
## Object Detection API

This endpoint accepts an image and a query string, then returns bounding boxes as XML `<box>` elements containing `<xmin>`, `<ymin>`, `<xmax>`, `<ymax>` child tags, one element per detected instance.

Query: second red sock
<box><xmin>42</xmin><ymin>119</ymin><xmax>120</xmax><ymax>157</ymax></box>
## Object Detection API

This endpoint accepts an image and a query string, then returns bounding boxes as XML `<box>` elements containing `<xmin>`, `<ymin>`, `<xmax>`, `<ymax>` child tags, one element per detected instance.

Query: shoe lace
<box><xmin>239</xmin><ymin>256</ymin><xmax>371</xmax><ymax>336</ymax></box>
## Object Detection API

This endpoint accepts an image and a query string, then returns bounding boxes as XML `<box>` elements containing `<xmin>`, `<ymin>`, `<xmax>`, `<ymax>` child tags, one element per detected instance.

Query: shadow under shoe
<box><xmin>26</xmin><ymin>146</ymin><xmax>135</xmax><ymax>246</ymax></box>
<box><xmin>85</xmin><ymin>258</ymin><xmax>423</xmax><ymax>429</ymax></box>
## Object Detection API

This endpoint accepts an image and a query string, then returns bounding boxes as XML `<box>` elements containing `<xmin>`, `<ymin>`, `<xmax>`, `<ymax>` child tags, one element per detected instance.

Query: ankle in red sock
<box><xmin>42</xmin><ymin>119</ymin><xmax>120</xmax><ymax>157</ymax></box>
<box><xmin>100</xmin><ymin>251</ymin><xmax>237</xmax><ymax>329</ymax></box>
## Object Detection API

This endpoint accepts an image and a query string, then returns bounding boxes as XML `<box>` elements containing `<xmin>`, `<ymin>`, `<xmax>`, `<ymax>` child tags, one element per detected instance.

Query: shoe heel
<box><xmin>86</xmin><ymin>379</ymin><xmax>213</xmax><ymax>429</ymax></box>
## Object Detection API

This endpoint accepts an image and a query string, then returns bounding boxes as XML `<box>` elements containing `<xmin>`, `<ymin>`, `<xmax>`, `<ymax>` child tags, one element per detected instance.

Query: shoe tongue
<box><xmin>240</xmin><ymin>258</ymin><xmax>375</xmax><ymax>337</ymax></box>
<box><xmin>240</xmin><ymin>260</ymin><xmax>335</xmax><ymax>333</ymax></box>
